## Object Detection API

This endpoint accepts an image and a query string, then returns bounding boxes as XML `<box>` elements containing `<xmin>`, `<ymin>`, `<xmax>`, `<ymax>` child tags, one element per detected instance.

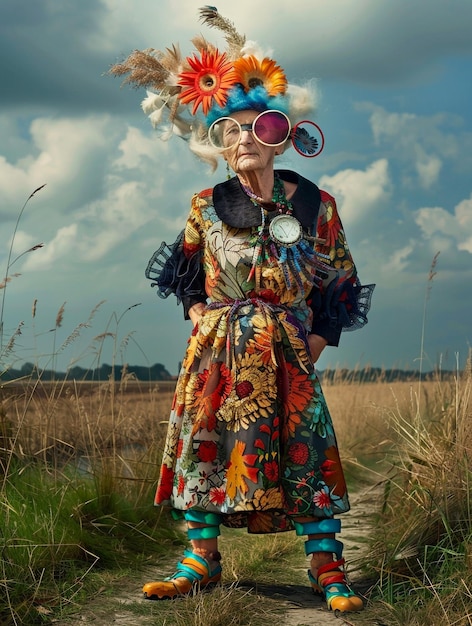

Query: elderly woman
<box><xmin>111</xmin><ymin>7</ymin><xmax>373</xmax><ymax>613</ymax></box>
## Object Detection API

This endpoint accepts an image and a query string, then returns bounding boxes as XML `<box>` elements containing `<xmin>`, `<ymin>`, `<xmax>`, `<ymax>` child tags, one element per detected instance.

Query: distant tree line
<box><xmin>1</xmin><ymin>363</ymin><xmax>459</xmax><ymax>384</ymax></box>
<box><xmin>0</xmin><ymin>362</ymin><xmax>173</xmax><ymax>382</ymax></box>
<box><xmin>318</xmin><ymin>367</ymin><xmax>458</xmax><ymax>384</ymax></box>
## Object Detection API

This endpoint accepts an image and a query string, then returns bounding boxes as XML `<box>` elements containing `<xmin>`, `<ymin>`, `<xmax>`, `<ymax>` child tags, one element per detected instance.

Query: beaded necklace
<box><xmin>242</xmin><ymin>175</ymin><xmax>293</xmax><ymax>287</ymax></box>
<box><xmin>241</xmin><ymin>175</ymin><xmax>328</xmax><ymax>292</ymax></box>
<box><xmin>241</xmin><ymin>173</ymin><xmax>293</xmax><ymax>215</ymax></box>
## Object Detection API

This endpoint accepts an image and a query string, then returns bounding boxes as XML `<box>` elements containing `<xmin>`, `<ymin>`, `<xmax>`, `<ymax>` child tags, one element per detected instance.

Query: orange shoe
<box><xmin>309</xmin><ymin>558</ymin><xmax>364</xmax><ymax>612</ymax></box>
<box><xmin>143</xmin><ymin>550</ymin><xmax>222</xmax><ymax>600</ymax></box>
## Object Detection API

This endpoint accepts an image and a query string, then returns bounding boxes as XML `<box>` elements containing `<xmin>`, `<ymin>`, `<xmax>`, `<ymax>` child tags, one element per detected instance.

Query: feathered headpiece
<box><xmin>109</xmin><ymin>6</ymin><xmax>323</xmax><ymax>164</ymax></box>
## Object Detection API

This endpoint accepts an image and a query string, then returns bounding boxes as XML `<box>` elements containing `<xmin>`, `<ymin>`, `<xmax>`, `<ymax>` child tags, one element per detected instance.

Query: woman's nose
<box><xmin>239</xmin><ymin>129</ymin><xmax>254</xmax><ymax>145</ymax></box>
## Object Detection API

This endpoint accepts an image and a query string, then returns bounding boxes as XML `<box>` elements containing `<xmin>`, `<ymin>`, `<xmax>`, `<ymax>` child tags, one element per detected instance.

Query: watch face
<box><xmin>269</xmin><ymin>214</ymin><xmax>303</xmax><ymax>246</ymax></box>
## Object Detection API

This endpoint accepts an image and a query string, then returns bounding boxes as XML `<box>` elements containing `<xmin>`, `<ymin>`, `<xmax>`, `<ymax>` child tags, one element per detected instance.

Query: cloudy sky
<box><xmin>1</xmin><ymin>0</ymin><xmax>471</xmax><ymax>376</ymax></box>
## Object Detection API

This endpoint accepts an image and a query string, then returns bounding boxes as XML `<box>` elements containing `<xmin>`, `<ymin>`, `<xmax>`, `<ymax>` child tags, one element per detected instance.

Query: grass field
<box><xmin>1</xmin><ymin>368</ymin><xmax>471</xmax><ymax>625</ymax></box>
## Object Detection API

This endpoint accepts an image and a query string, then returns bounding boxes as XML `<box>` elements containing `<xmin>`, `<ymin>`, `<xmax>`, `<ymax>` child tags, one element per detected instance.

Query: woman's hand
<box><xmin>307</xmin><ymin>334</ymin><xmax>328</xmax><ymax>363</ymax></box>
<box><xmin>188</xmin><ymin>302</ymin><xmax>206</xmax><ymax>327</ymax></box>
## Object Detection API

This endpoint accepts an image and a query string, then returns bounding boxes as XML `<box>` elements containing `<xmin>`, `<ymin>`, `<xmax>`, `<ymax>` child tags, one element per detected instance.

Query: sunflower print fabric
<box><xmin>154</xmin><ymin>188</ymin><xmax>353</xmax><ymax>532</ymax></box>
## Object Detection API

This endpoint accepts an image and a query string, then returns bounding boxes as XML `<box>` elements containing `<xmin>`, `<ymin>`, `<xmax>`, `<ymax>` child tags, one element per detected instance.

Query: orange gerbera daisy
<box><xmin>178</xmin><ymin>49</ymin><xmax>236</xmax><ymax>115</ymax></box>
<box><xmin>233</xmin><ymin>56</ymin><xmax>287</xmax><ymax>96</ymax></box>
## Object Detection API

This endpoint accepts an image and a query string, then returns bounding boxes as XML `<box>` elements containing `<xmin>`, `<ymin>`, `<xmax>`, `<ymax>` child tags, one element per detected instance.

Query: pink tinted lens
<box><xmin>253</xmin><ymin>111</ymin><xmax>290</xmax><ymax>145</ymax></box>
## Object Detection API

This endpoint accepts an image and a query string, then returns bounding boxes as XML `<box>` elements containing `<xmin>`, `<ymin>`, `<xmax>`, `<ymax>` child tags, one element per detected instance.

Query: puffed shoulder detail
<box><xmin>145</xmin><ymin>231</ymin><xmax>205</xmax><ymax>303</ymax></box>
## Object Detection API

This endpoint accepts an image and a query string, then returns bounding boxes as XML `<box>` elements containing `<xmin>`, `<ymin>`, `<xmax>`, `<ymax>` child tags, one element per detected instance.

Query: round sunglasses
<box><xmin>208</xmin><ymin>110</ymin><xmax>292</xmax><ymax>149</ymax></box>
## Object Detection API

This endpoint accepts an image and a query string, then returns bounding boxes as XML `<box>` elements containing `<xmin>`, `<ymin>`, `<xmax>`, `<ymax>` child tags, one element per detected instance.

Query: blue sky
<box><xmin>1</xmin><ymin>0</ymin><xmax>471</xmax><ymax>375</ymax></box>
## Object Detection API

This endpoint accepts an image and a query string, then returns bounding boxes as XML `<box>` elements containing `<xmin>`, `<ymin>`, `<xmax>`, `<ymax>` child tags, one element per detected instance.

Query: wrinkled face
<box><xmin>222</xmin><ymin>110</ymin><xmax>279</xmax><ymax>175</ymax></box>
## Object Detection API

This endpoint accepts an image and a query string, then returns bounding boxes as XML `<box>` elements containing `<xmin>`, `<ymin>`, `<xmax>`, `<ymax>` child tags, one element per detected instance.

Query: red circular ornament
<box><xmin>291</xmin><ymin>120</ymin><xmax>325</xmax><ymax>157</ymax></box>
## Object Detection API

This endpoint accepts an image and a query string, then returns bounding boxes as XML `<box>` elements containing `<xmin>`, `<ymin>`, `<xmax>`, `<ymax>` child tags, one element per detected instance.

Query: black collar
<box><xmin>212</xmin><ymin>170</ymin><xmax>321</xmax><ymax>230</ymax></box>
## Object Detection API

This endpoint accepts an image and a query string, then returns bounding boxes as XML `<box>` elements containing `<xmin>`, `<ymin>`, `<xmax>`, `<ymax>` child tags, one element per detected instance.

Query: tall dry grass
<box><xmin>0</xmin><ymin>373</ymin><xmax>185</xmax><ymax>625</ymax></box>
<box><xmin>360</xmin><ymin>357</ymin><xmax>472</xmax><ymax>626</ymax></box>
<box><xmin>2</xmin><ymin>351</ymin><xmax>471</xmax><ymax>625</ymax></box>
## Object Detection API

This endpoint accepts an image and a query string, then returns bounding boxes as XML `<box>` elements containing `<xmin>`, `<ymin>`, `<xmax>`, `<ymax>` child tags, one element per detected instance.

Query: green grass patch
<box><xmin>0</xmin><ymin>462</ymin><xmax>185</xmax><ymax>625</ymax></box>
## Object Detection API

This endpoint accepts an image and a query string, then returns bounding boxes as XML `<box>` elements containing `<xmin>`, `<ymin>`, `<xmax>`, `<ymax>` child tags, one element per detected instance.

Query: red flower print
<box><xmin>155</xmin><ymin>464</ymin><xmax>175</xmax><ymax>503</ymax></box>
<box><xmin>209</xmin><ymin>486</ymin><xmax>226</xmax><ymax>506</ymax></box>
<box><xmin>313</xmin><ymin>487</ymin><xmax>331</xmax><ymax>509</ymax></box>
<box><xmin>177</xmin><ymin>474</ymin><xmax>185</xmax><ymax>495</ymax></box>
<box><xmin>176</xmin><ymin>439</ymin><xmax>184</xmax><ymax>459</ymax></box>
<box><xmin>236</xmin><ymin>379</ymin><xmax>254</xmax><ymax>399</ymax></box>
<box><xmin>192</xmin><ymin>362</ymin><xmax>232</xmax><ymax>433</ymax></box>
<box><xmin>284</xmin><ymin>362</ymin><xmax>313</xmax><ymax>414</ymax></box>
<box><xmin>320</xmin><ymin>446</ymin><xmax>347</xmax><ymax>497</ymax></box>
<box><xmin>263</xmin><ymin>460</ymin><xmax>279</xmax><ymax>482</ymax></box>
<box><xmin>254</xmin><ymin>438</ymin><xmax>266</xmax><ymax>450</ymax></box>
<box><xmin>279</xmin><ymin>362</ymin><xmax>312</xmax><ymax>439</ymax></box>
<box><xmin>196</xmin><ymin>440</ymin><xmax>218</xmax><ymax>463</ymax></box>
<box><xmin>183</xmin><ymin>241</ymin><xmax>201</xmax><ymax>258</ymax></box>
<box><xmin>288</xmin><ymin>442</ymin><xmax>309</xmax><ymax>466</ymax></box>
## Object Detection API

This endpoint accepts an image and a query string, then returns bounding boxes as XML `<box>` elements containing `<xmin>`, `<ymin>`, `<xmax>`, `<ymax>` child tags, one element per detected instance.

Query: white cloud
<box><xmin>0</xmin><ymin>115</ymin><xmax>120</xmax><ymax>213</ymax></box>
<box><xmin>9</xmin><ymin>114</ymin><xmax>203</xmax><ymax>274</ymax></box>
<box><xmin>415</xmin><ymin>194</ymin><xmax>472</xmax><ymax>254</ymax></box>
<box><xmin>22</xmin><ymin>223</ymin><xmax>79</xmax><ymax>270</ymax></box>
<box><xmin>357</xmin><ymin>103</ymin><xmax>462</xmax><ymax>189</ymax></box>
<box><xmin>455</xmin><ymin>196</ymin><xmax>472</xmax><ymax>253</ymax></box>
<box><xmin>318</xmin><ymin>159</ymin><xmax>391</xmax><ymax>226</ymax></box>
<box><xmin>113</xmin><ymin>126</ymin><xmax>163</xmax><ymax>170</ymax></box>
<box><xmin>388</xmin><ymin>243</ymin><xmax>415</xmax><ymax>274</ymax></box>
<box><xmin>415</xmin><ymin>152</ymin><xmax>442</xmax><ymax>190</ymax></box>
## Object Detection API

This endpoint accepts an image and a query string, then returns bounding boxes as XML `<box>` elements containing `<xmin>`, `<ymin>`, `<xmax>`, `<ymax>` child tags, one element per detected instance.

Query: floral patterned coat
<box><xmin>146</xmin><ymin>170</ymin><xmax>373</xmax><ymax>533</ymax></box>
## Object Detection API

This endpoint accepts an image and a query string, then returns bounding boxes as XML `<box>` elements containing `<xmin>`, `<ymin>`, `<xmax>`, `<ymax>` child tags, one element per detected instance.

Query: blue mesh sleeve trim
<box><xmin>309</xmin><ymin>278</ymin><xmax>375</xmax><ymax>335</ymax></box>
<box><xmin>144</xmin><ymin>230</ymin><xmax>206</xmax><ymax>303</ymax></box>
<box><xmin>344</xmin><ymin>281</ymin><xmax>375</xmax><ymax>331</ymax></box>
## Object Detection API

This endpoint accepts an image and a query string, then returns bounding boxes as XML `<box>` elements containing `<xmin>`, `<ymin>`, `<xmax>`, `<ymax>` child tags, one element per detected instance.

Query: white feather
<box><xmin>148</xmin><ymin>108</ymin><xmax>165</xmax><ymax>128</ymax></box>
<box><xmin>141</xmin><ymin>91</ymin><xmax>167</xmax><ymax>114</ymax></box>
<box><xmin>287</xmin><ymin>83</ymin><xmax>318</xmax><ymax>119</ymax></box>
<box><xmin>188</xmin><ymin>135</ymin><xmax>220</xmax><ymax>171</ymax></box>
<box><xmin>159</xmin><ymin>126</ymin><xmax>173</xmax><ymax>141</ymax></box>
<box><xmin>240</xmin><ymin>40</ymin><xmax>272</xmax><ymax>60</ymax></box>
<box><xmin>171</xmin><ymin>114</ymin><xmax>192</xmax><ymax>137</ymax></box>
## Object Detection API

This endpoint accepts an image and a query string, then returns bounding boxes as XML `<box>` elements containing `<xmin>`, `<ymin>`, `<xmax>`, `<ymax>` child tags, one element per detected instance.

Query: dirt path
<box><xmin>52</xmin><ymin>485</ymin><xmax>380</xmax><ymax>626</ymax></box>
<box><xmin>268</xmin><ymin>484</ymin><xmax>380</xmax><ymax>626</ymax></box>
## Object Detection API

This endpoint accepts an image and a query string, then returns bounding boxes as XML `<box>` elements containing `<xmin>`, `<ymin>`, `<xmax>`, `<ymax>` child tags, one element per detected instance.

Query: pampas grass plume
<box><xmin>55</xmin><ymin>302</ymin><xmax>66</xmax><ymax>328</ymax></box>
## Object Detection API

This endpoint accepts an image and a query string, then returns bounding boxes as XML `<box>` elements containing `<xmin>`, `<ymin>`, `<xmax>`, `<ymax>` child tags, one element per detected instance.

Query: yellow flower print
<box><xmin>261</xmin><ymin>267</ymin><xmax>301</xmax><ymax>304</ymax></box>
<box><xmin>278</xmin><ymin>313</ymin><xmax>311</xmax><ymax>372</ymax></box>
<box><xmin>192</xmin><ymin>193</ymin><xmax>209</xmax><ymax>210</ymax></box>
<box><xmin>226</xmin><ymin>440</ymin><xmax>259</xmax><ymax>501</ymax></box>
<box><xmin>251</xmin><ymin>487</ymin><xmax>285</xmax><ymax>511</ymax></box>
<box><xmin>160</xmin><ymin>421</ymin><xmax>181</xmax><ymax>467</ymax></box>
<box><xmin>246</xmin><ymin>313</ymin><xmax>279</xmax><ymax>366</ymax></box>
<box><xmin>197</xmin><ymin>306</ymin><xmax>228</xmax><ymax>358</ymax></box>
<box><xmin>184</xmin><ymin>219</ymin><xmax>202</xmax><ymax>248</ymax></box>
<box><xmin>218</xmin><ymin>353</ymin><xmax>277</xmax><ymax>431</ymax></box>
